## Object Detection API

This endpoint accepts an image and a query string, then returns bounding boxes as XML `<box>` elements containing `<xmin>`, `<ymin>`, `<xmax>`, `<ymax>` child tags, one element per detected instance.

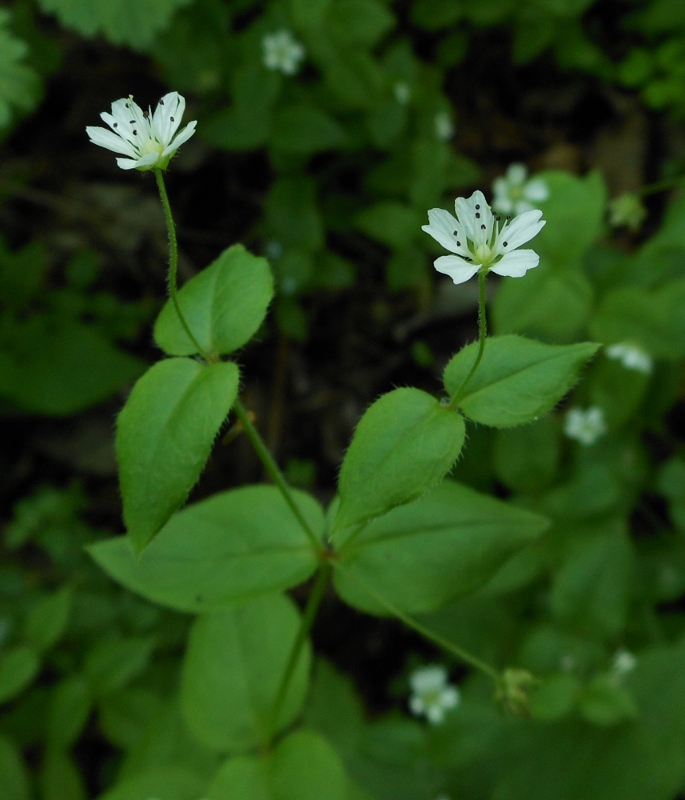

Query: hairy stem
<box><xmin>448</xmin><ymin>268</ymin><xmax>488</xmax><ymax>410</ymax></box>
<box><xmin>154</xmin><ymin>169</ymin><xmax>209</xmax><ymax>361</ymax></box>
<box><xmin>269</xmin><ymin>563</ymin><xmax>331</xmax><ymax>739</ymax></box>
<box><xmin>233</xmin><ymin>398</ymin><xmax>323</xmax><ymax>553</ymax></box>
<box><xmin>333</xmin><ymin>562</ymin><xmax>500</xmax><ymax>683</ymax></box>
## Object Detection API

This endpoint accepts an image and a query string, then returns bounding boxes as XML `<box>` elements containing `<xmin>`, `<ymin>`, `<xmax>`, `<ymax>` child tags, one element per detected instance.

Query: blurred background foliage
<box><xmin>2</xmin><ymin>0</ymin><xmax>685</xmax><ymax>798</ymax></box>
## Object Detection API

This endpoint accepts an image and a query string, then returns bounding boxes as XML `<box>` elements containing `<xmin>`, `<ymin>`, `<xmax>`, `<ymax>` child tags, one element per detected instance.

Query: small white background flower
<box><xmin>605</xmin><ymin>341</ymin><xmax>653</xmax><ymax>374</ymax></box>
<box><xmin>408</xmin><ymin>664</ymin><xmax>460</xmax><ymax>724</ymax></box>
<box><xmin>422</xmin><ymin>190</ymin><xmax>545</xmax><ymax>285</ymax></box>
<box><xmin>86</xmin><ymin>92</ymin><xmax>196</xmax><ymax>171</ymax></box>
<box><xmin>434</xmin><ymin>111</ymin><xmax>454</xmax><ymax>141</ymax></box>
<box><xmin>563</xmin><ymin>406</ymin><xmax>607</xmax><ymax>446</ymax></box>
<box><xmin>262</xmin><ymin>29</ymin><xmax>305</xmax><ymax>75</ymax></box>
<box><xmin>611</xmin><ymin>648</ymin><xmax>637</xmax><ymax>678</ymax></box>
<box><xmin>492</xmin><ymin>163</ymin><xmax>549</xmax><ymax>216</ymax></box>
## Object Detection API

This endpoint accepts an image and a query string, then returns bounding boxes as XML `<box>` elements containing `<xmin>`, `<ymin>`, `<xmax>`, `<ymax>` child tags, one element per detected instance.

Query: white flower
<box><xmin>262</xmin><ymin>30</ymin><xmax>305</xmax><ymax>76</ymax></box>
<box><xmin>611</xmin><ymin>648</ymin><xmax>637</xmax><ymax>677</ymax></box>
<box><xmin>434</xmin><ymin>111</ymin><xmax>454</xmax><ymax>141</ymax></box>
<box><xmin>86</xmin><ymin>92</ymin><xmax>196</xmax><ymax>171</ymax></box>
<box><xmin>408</xmin><ymin>664</ymin><xmax>460</xmax><ymax>725</ymax></box>
<box><xmin>492</xmin><ymin>163</ymin><xmax>549</xmax><ymax>216</ymax></box>
<box><xmin>605</xmin><ymin>341</ymin><xmax>653</xmax><ymax>374</ymax></box>
<box><xmin>422</xmin><ymin>189</ymin><xmax>546</xmax><ymax>285</ymax></box>
<box><xmin>563</xmin><ymin>406</ymin><xmax>607</xmax><ymax>446</ymax></box>
<box><xmin>394</xmin><ymin>81</ymin><xmax>411</xmax><ymax>105</ymax></box>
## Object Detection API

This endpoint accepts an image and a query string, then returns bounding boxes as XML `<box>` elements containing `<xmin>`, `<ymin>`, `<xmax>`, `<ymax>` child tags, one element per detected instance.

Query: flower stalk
<box><xmin>448</xmin><ymin>268</ymin><xmax>488</xmax><ymax>409</ymax></box>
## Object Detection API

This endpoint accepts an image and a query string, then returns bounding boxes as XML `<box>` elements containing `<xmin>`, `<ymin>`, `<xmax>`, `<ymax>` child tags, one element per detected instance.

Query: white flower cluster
<box><xmin>408</xmin><ymin>664</ymin><xmax>460</xmax><ymax>724</ymax></box>
<box><xmin>606</xmin><ymin>341</ymin><xmax>653</xmax><ymax>374</ymax></box>
<box><xmin>262</xmin><ymin>29</ymin><xmax>305</xmax><ymax>75</ymax></box>
<box><xmin>563</xmin><ymin>406</ymin><xmax>607</xmax><ymax>446</ymax></box>
<box><xmin>492</xmin><ymin>163</ymin><xmax>549</xmax><ymax>216</ymax></box>
<box><xmin>87</xmin><ymin>92</ymin><xmax>196</xmax><ymax>171</ymax></box>
<box><xmin>422</xmin><ymin>189</ymin><xmax>545</xmax><ymax>285</ymax></box>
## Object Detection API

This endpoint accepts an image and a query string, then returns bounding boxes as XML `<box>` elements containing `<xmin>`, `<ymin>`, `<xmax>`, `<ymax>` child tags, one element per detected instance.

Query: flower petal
<box><xmin>495</xmin><ymin>209</ymin><xmax>545</xmax><ymax>254</ymax></box>
<box><xmin>506</xmin><ymin>163</ymin><xmax>527</xmax><ymax>186</ymax></box>
<box><xmin>162</xmin><ymin>120</ymin><xmax>197</xmax><ymax>157</ymax></box>
<box><xmin>468</xmin><ymin>190</ymin><xmax>493</xmax><ymax>247</ymax></box>
<box><xmin>115</xmin><ymin>158</ymin><xmax>141</xmax><ymax>170</ymax></box>
<box><xmin>454</xmin><ymin>196</ymin><xmax>477</xmax><ymax>243</ymax></box>
<box><xmin>421</xmin><ymin>208</ymin><xmax>462</xmax><ymax>254</ymax></box>
<box><xmin>116</xmin><ymin>152</ymin><xmax>160</xmax><ymax>171</ymax></box>
<box><xmin>523</xmin><ymin>178</ymin><xmax>549</xmax><ymax>202</ymax></box>
<box><xmin>86</xmin><ymin>126</ymin><xmax>137</xmax><ymax>157</ymax></box>
<box><xmin>433</xmin><ymin>255</ymin><xmax>480</xmax><ymax>284</ymax></box>
<box><xmin>154</xmin><ymin>92</ymin><xmax>185</xmax><ymax>146</ymax></box>
<box><xmin>491</xmin><ymin>249</ymin><xmax>540</xmax><ymax>278</ymax></box>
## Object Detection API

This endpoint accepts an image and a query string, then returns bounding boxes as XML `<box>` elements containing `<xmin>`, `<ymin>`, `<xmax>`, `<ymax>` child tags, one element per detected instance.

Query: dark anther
<box><xmin>456</xmin><ymin>241</ymin><xmax>461</xmax><ymax>246</ymax></box>
<box><xmin>143</xmin><ymin>110</ymin><xmax>149</xmax><ymax>119</ymax></box>
<box><xmin>475</xmin><ymin>212</ymin><xmax>481</xmax><ymax>218</ymax></box>
<box><xmin>481</xmin><ymin>224</ymin><xmax>486</xmax><ymax>230</ymax></box>
<box><xmin>170</xmin><ymin>116</ymin><xmax>175</xmax><ymax>122</ymax></box>
<box><xmin>159</xmin><ymin>98</ymin><xmax>165</xmax><ymax>105</ymax></box>
<box><xmin>125</xmin><ymin>102</ymin><xmax>130</xmax><ymax>108</ymax></box>
<box><xmin>132</xmin><ymin>129</ymin><xmax>137</xmax><ymax>135</ymax></box>
<box><xmin>129</xmin><ymin>120</ymin><xmax>135</xmax><ymax>124</ymax></box>
<box><xmin>453</xmin><ymin>230</ymin><xmax>458</xmax><ymax>236</ymax></box>
<box><xmin>503</xmin><ymin>242</ymin><xmax>508</xmax><ymax>247</ymax></box>
<box><xmin>475</xmin><ymin>204</ymin><xmax>480</xmax><ymax>209</ymax></box>
<box><xmin>464</xmin><ymin>257</ymin><xmax>473</xmax><ymax>262</ymax></box>
<box><xmin>113</xmin><ymin>123</ymin><xmax>118</xmax><ymax>128</ymax></box>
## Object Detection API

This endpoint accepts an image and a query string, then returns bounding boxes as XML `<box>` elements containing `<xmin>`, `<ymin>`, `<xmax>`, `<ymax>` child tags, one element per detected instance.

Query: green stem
<box><xmin>333</xmin><ymin>562</ymin><xmax>500</xmax><ymax>683</ymax></box>
<box><xmin>448</xmin><ymin>268</ymin><xmax>488</xmax><ymax>410</ymax></box>
<box><xmin>637</xmin><ymin>177</ymin><xmax>680</xmax><ymax>197</ymax></box>
<box><xmin>269</xmin><ymin>563</ymin><xmax>331</xmax><ymax>739</ymax></box>
<box><xmin>233</xmin><ymin>398</ymin><xmax>323</xmax><ymax>553</ymax></box>
<box><xmin>154</xmin><ymin>169</ymin><xmax>210</xmax><ymax>361</ymax></box>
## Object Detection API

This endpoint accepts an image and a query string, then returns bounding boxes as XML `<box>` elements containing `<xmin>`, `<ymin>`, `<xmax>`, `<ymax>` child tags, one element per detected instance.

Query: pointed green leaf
<box><xmin>0</xmin><ymin>9</ymin><xmax>41</xmax><ymax>130</ymax></box>
<box><xmin>332</xmin><ymin>388</ymin><xmax>465</xmax><ymax>538</ymax></box>
<box><xmin>154</xmin><ymin>244</ymin><xmax>273</xmax><ymax>357</ymax></box>
<box><xmin>333</xmin><ymin>481</ymin><xmax>549</xmax><ymax>614</ymax></box>
<box><xmin>0</xmin><ymin>646</ymin><xmax>40</xmax><ymax>704</ymax></box>
<box><xmin>444</xmin><ymin>335</ymin><xmax>600</xmax><ymax>428</ymax></box>
<box><xmin>207</xmin><ymin>729</ymin><xmax>346</xmax><ymax>800</ymax></box>
<box><xmin>89</xmin><ymin>486</ymin><xmax>324</xmax><ymax>613</ymax></box>
<box><xmin>95</xmin><ymin>768</ymin><xmax>205</xmax><ymax>800</ymax></box>
<box><xmin>116</xmin><ymin>358</ymin><xmax>239</xmax><ymax>552</ymax></box>
<box><xmin>271</xmin><ymin>104</ymin><xmax>346</xmax><ymax>154</ymax></box>
<box><xmin>182</xmin><ymin>594</ymin><xmax>311</xmax><ymax>752</ymax></box>
<box><xmin>36</xmin><ymin>0</ymin><xmax>193</xmax><ymax>50</ymax></box>
<box><xmin>24</xmin><ymin>587</ymin><xmax>73</xmax><ymax>653</ymax></box>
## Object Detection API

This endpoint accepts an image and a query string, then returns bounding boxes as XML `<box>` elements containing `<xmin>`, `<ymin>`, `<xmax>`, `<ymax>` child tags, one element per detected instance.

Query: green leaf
<box><xmin>153</xmin><ymin>244</ymin><xmax>273</xmax><ymax>357</ymax></box>
<box><xmin>116</xmin><ymin>358</ymin><xmax>239</xmax><ymax>552</ymax></box>
<box><xmin>326</xmin><ymin>0</ymin><xmax>395</xmax><ymax>47</ymax></box>
<box><xmin>0</xmin><ymin>317</ymin><xmax>145</xmax><ymax>416</ymax></box>
<box><xmin>0</xmin><ymin>646</ymin><xmax>39</xmax><ymax>704</ymax></box>
<box><xmin>551</xmin><ymin>520</ymin><xmax>634</xmax><ymax>637</ymax></box>
<box><xmin>47</xmin><ymin>677</ymin><xmax>91</xmax><ymax>749</ymax></box>
<box><xmin>271</xmin><ymin>104</ymin><xmax>346</xmax><ymax>154</ymax></box>
<box><xmin>355</xmin><ymin>202</ymin><xmax>420</xmax><ymax>249</ymax></box>
<box><xmin>492</xmin><ymin>263</ymin><xmax>594</xmax><ymax>344</ymax></box>
<box><xmin>202</xmin><ymin>63</ymin><xmax>280</xmax><ymax>151</ymax></box>
<box><xmin>531</xmin><ymin>170</ymin><xmax>607</xmax><ymax>265</ymax></box>
<box><xmin>0</xmin><ymin>734</ymin><xmax>30</xmax><ymax>800</ymax></box>
<box><xmin>331</xmin><ymin>388</ymin><xmax>466</xmax><ymax>537</ymax></box>
<box><xmin>24</xmin><ymin>586</ymin><xmax>72</xmax><ymax>652</ymax></box>
<box><xmin>89</xmin><ymin>485</ymin><xmax>324</xmax><ymax>613</ymax></box>
<box><xmin>40</xmin><ymin>749</ymin><xmax>87</xmax><ymax>800</ymax></box>
<box><xmin>529</xmin><ymin>673</ymin><xmax>582</xmax><ymax>721</ymax></box>
<box><xmin>95</xmin><ymin>768</ymin><xmax>205</xmax><ymax>800</ymax></box>
<box><xmin>36</xmin><ymin>0</ymin><xmax>192</xmax><ymax>50</ymax></box>
<box><xmin>0</xmin><ymin>9</ymin><xmax>41</xmax><ymax>130</ymax></box>
<box><xmin>289</xmin><ymin>0</ymin><xmax>332</xmax><ymax>31</ymax></box>
<box><xmin>333</xmin><ymin>481</ymin><xmax>549</xmax><ymax>614</ymax></box>
<box><xmin>181</xmin><ymin>594</ymin><xmax>311</xmax><ymax>752</ymax></box>
<box><xmin>84</xmin><ymin>637</ymin><xmax>154</xmax><ymax>698</ymax></box>
<box><xmin>493</xmin><ymin>416</ymin><xmax>560</xmax><ymax>493</ymax></box>
<box><xmin>265</xmin><ymin>177</ymin><xmax>324</xmax><ymax>252</ymax></box>
<box><xmin>580</xmin><ymin>675</ymin><xmax>638</xmax><ymax>726</ymax></box>
<box><xmin>589</xmin><ymin>280</ymin><xmax>685</xmax><ymax>360</ymax></box>
<box><xmin>207</xmin><ymin>729</ymin><xmax>347</xmax><ymax>800</ymax></box>
<box><xmin>443</xmin><ymin>335</ymin><xmax>600</xmax><ymax>428</ymax></box>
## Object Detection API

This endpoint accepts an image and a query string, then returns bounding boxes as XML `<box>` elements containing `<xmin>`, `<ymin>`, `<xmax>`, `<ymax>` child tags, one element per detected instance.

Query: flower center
<box><xmin>142</xmin><ymin>138</ymin><xmax>164</xmax><ymax>156</ymax></box>
<box><xmin>474</xmin><ymin>243</ymin><xmax>493</xmax><ymax>266</ymax></box>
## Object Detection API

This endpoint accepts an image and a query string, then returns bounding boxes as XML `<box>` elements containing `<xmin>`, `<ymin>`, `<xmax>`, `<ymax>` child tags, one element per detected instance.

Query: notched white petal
<box><xmin>523</xmin><ymin>178</ymin><xmax>549</xmax><ymax>202</ymax></box>
<box><xmin>86</xmin><ymin>126</ymin><xmax>137</xmax><ymax>157</ymax></box>
<box><xmin>491</xmin><ymin>249</ymin><xmax>539</xmax><ymax>277</ymax></box>
<box><xmin>422</xmin><ymin>208</ymin><xmax>462</xmax><ymax>254</ymax></box>
<box><xmin>434</xmin><ymin>255</ymin><xmax>480</xmax><ymax>285</ymax></box>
